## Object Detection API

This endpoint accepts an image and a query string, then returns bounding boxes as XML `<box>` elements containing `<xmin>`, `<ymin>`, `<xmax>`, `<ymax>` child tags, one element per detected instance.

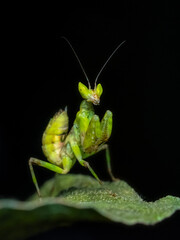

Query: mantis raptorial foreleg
<box><xmin>82</xmin><ymin>110</ymin><xmax>117</xmax><ymax>181</ymax></box>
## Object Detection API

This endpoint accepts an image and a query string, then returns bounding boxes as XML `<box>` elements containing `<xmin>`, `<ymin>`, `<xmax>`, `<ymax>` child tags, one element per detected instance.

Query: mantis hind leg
<box><xmin>29</xmin><ymin>157</ymin><xmax>72</xmax><ymax>198</ymax></box>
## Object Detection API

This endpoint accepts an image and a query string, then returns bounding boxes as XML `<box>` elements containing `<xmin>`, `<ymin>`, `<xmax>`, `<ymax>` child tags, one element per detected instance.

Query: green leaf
<box><xmin>0</xmin><ymin>174</ymin><xmax>180</xmax><ymax>240</ymax></box>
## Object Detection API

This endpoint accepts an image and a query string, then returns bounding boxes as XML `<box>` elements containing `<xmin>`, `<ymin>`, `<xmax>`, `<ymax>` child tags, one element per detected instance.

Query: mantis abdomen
<box><xmin>42</xmin><ymin>109</ymin><xmax>69</xmax><ymax>165</ymax></box>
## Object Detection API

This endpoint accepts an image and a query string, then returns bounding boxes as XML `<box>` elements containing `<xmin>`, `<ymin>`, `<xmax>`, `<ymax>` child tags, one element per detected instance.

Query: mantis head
<box><xmin>78</xmin><ymin>82</ymin><xmax>103</xmax><ymax>105</ymax></box>
<box><xmin>61</xmin><ymin>37</ymin><xmax>125</xmax><ymax>106</ymax></box>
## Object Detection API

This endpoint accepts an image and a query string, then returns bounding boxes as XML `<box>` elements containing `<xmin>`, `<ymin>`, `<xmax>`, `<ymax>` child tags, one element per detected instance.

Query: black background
<box><xmin>0</xmin><ymin>3</ymin><xmax>180</xmax><ymax>240</ymax></box>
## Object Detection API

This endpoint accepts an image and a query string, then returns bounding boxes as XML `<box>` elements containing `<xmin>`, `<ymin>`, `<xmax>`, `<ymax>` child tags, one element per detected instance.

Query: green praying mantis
<box><xmin>29</xmin><ymin>37</ymin><xmax>126</xmax><ymax>198</ymax></box>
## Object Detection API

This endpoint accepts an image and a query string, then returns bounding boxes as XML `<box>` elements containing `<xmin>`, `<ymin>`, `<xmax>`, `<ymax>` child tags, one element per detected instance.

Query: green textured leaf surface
<box><xmin>0</xmin><ymin>174</ymin><xmax>180</xmax><ymax>240</ymax></box>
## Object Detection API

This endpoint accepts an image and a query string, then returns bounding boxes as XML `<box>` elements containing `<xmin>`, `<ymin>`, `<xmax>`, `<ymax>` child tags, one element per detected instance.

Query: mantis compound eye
<box><xmin>95</xmin><ymin>83</ymin><xmax>103</xmax><ymax>98</ymax></box>
<box><xmin>78</xmin><ymin>82</ymin><xmax>90</xmax><ymax>99</ymax></box>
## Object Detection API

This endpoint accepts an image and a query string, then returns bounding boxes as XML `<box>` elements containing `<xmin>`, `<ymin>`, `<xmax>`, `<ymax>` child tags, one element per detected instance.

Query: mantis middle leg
<box><xmin>96</xmin><ymin>144</ymin><xmax>118</xmax><ymax>181</ymax></box>
<box><xmin>70</xmin><ymin>142</ymin><xmax>102</xmax><ymax>184</ymax></box>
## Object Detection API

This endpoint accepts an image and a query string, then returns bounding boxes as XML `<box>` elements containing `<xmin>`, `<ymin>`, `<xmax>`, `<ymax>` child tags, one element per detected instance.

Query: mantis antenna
<box><xmin>94</xmin><ymin>40</ymin><xmax>126</xmax><ymax>88</ymax></box>
<box><xmin>61</xmin><ymin>37</ymin><xmax>91</xmax><ymax>89</ymax></box>
<box><xmin>61</xmin><ymin>37</ymin><xmax>126</xmax><ymax>89</ymax></box>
